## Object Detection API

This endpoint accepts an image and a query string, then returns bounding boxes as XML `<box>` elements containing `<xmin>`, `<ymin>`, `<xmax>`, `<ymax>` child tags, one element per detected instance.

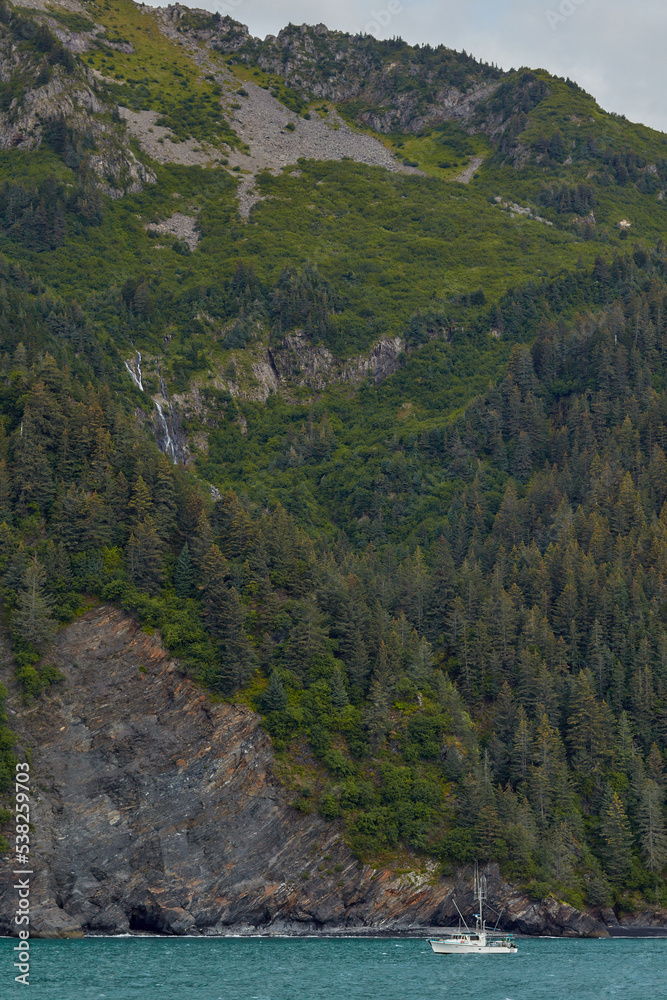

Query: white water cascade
<box><xmin>124</xmin><ymin>351</ymin><xmax>144</xmax><ymax>391</ymax></box>
<box><xmin>153</xmin><ymin>398</ymin><xmax>177</xmax><ymax>462</ymax></box>
<box><xmin>122</xmin><ymin>354</ymin><xmax>185</xmax><ymax>464</ymax></box>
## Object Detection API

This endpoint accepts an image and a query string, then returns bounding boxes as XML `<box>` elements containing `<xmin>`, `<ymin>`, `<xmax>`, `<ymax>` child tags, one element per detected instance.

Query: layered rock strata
<box><xmin>0</xmin><ymin>607</ymin><xmax>663</xmax><ymax>938</ymax></box>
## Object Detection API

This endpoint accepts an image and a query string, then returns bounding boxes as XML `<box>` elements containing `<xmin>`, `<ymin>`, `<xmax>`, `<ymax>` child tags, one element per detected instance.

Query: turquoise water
<box><xmin>0</xmin><ymin>936</ymin><xmax>664</xmax><ymax>999</ymax></box>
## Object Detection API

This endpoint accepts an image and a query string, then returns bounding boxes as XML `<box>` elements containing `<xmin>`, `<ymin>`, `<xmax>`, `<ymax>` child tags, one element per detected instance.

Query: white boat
<box><xmin>427</xmin><ymin>867</ymin><xmax>517</xmax><ymax>955</ymax></box>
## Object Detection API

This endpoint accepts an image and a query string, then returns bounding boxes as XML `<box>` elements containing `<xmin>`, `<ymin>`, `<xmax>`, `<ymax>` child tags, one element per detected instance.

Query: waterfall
<box><xmin>154</xmin><ymin>373</ymin><xmax>187</xmax><ymax>464</ymax></box>
<box><xmin>153</xmin><ymin>399</ymin><xmax>177</xmax><ymax>462</ymax></box>
<box><xmin>123</xmin><ymin>354</ymin><xmax>187</xmax><ymax>465</ymax></box>
<box><xmin>124</xmin><ymin>351</ymin><xmax>143</xmax><ymax>391</ymax></box>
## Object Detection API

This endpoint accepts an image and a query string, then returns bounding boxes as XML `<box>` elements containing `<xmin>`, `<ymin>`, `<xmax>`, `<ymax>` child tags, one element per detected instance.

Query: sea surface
<box><xmin>0</xmin><ymin>935</ymin><xmax>664</xmax><ymax>999</ymax></box>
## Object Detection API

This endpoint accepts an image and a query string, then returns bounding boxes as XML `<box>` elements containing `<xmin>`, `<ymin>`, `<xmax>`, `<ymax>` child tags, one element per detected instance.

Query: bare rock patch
<box><xmin>146</xmin><ymin>211</ymin><xmax>200</xmax><ymax>250</ymax></box>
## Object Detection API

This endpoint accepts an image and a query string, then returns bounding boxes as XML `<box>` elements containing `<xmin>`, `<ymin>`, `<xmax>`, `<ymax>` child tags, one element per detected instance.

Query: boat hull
<box><xmin>428</xmin><ymin>939</ymin><xmax>517</xmax><ymax>955</ymax></box>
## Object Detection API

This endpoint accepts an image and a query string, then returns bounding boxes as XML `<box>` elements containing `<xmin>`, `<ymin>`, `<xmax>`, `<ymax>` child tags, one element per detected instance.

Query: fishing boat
<box><xmin>427</xmin><ymin>867</ymin><xmax>517</xmax><ymax>955</ymax></box>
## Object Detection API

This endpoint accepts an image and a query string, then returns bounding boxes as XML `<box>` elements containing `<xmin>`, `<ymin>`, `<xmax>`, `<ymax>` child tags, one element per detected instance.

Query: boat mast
<box><xmin>473</xmin><ymin>864</ymin><xmax>487</xmax><ymax>934</ymax></box>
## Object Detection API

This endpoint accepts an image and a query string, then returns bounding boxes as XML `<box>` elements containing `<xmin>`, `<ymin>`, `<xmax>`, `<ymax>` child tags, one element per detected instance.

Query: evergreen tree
<box><xmin>262</xmin><ymin>671</ymin><xmax>287</xmax><ymax>713</ymax></box>
<box><xmin>365</xmin><ymin>677</ymin><xmax>389</xmax><ymax>752</ymax></box>
<box><xmin>13</xmin><ymin>555</ymin><xmax>56</xmax><ymax>650</ymax></box>
<box><xmin>424</xmin><ymin>535</ymin><xmax>456</xmax><ymax>641</ymax></box>
<box><xmin>216</xmin><ymin>490</ymin><xmax>257</xmax><ymax>558</ymax></box>
<box><xmin>174</xmin><ymin>542</ymin><xmax>194</xmax><ymax>599</ymax></box>
<box><xmin>284</xmin><ymin>596</ymin><xmax>329</xmax><ymax>678</ymax></box>
<box><xmin>201</xmin><ymin>544</ymin><xmax>254</xmax><ymax>694</ymax></box>
<box><xmin>345</xmin><ymin>628</ymin><xmax>370</xmax><ymax>692</ymax></box>
<box><xmin>600</xmin><ymin>790</ymin><xmax>634</xmax><ymax>883</ymax></box>
<box><xmin>330</xmin><ymin>666</ymin><xmax>349</xmax><ymax>709</ymax></box>
<box><xmin>201</xmin><ymin>544</ymin><xmax>230</xmax><ymax>638</ymax></box>
<box><xmin>512</xmin><ymin>708</ymin><xmax>531</xmax><ymax>782</ymax></box>
<box><xmin>127</xmin><ymin>516</ymin><xmax>163</xmax><ymax>595</ymax></box>
<box><xmin>647</xmin><ymin>743</ymin><xmax>664</xmax><ymax>784</ymax></box>
<box><xmin>128</xmin><ymin>475</ymin><xmax>153</xmax><ymax>524</ymax></box>
<box><xmin>13</xmin><ymin>428</ymin><xmax>54</xmax><ymax>514</ymax></box>
<box><xmin>567</xmin><ymin>671</ymin><xmax>613</xmax><ymax>774</ymax></box>
<box><xmin>153</xmin><ymin>464</ymin><xmax>177</xmax><ymax>541</ymax></box>
<box><xmin>638</xmin><ymin>779</ymin><xmax>667</xmax><ymax>874</ymax></box>
<box><xmin>190</xmin><ymin>511</ymin><xmax>213</xmax><ymax>574</ymax></box>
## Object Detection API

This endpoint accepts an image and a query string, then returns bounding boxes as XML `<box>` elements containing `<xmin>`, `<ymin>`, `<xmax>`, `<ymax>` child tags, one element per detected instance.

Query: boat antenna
<box><xmin>492</xmin><ymin>902</ymin><xmax>507</xmax><ymax>932</ymax></box>
<box><xmin>451</xmin><ymin>896</ymin><xmax>470</xmax><ymax>931</ymax></box>
<box><xmin>474</xmin><ymin>865</ymin><xmax>487</xmax><ymax>925</ymax></box>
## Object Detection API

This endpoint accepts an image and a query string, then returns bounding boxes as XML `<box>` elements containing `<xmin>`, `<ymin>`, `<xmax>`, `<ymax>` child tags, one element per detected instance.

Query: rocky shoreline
<box><xmin>74</xmin><ymin>923</ymin><xmax>667</xmax><ymax>938</ymax></box>
<box><xmin>0</xmin><ymin>607</ymin><xmax>665</xmax><ymax>940</ymax></box>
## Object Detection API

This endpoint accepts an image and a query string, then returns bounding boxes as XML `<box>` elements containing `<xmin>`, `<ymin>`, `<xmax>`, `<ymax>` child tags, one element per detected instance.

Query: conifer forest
<box><xmin>0</xmin><ymin>0</ymin><xmax>665</xmax><ymax>922</ymax></box>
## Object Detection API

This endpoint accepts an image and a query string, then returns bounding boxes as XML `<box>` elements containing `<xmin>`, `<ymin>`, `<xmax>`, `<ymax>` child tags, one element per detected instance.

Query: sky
<box><xmin>160</xmin><ymin>0</ymin><xmax>667</xmax><ymax>133</ymax></box>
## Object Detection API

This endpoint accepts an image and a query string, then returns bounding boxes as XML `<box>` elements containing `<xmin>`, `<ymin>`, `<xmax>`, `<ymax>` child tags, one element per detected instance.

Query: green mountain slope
<box><xmin>0</xmin><ymin>0</ymin><xmax>665</xmax><ymax>918</ymax></box>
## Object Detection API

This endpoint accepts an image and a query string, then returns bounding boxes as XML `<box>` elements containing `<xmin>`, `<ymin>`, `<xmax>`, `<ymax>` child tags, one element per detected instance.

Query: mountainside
<box><xmin>0</xmin><ymin>604</ymin><xmax>621</xmax><ymax>938</ymax></box>
<box><xmin>0</xmin><ymin>0</ymin><xmax>666</xmax><ymax>936</ymax></box>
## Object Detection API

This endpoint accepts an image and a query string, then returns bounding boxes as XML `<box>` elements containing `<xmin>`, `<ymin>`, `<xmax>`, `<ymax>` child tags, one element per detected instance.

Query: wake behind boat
<box><xmin>427</xmin><ymin>867</ymin><xmax>518</xmax><ymax>956</ymax></box>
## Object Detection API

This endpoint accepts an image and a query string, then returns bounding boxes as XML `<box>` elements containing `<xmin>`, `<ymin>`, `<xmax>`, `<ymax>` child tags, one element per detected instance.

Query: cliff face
<box><xmin>177</xmin><ymin>10</ymin><xmax>502</xmax><ymax>136</ymax></box>
<box><xmin>0</xmin><ymin>607</ymin><xmax>660</xmax><ymax>939</ymax></box>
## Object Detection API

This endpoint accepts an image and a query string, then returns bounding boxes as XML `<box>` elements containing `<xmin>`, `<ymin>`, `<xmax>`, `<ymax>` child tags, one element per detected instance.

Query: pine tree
<box><xmin>201</xmin><ymin>545</ymin><xmax>230</xmax><ymax>638</ymax></box>
<box><xmin>492</xmin><ymin>480</ymin><xmax>523</xmax><ymax>549</ymax></box>
<box><xmin>600</xmin><ymin>790</ymin><xmax>634</xmax><ymax>883</ymax></box>
<box><xmin>174</xmin><ymin>542</ymin><xmax>194</xmax><ymax>599</ymax></box>
<box><xmin>79</xmin><ymin>492</ymin><xmax>111</xmax><ymax>549</ymax></box>
<box><xmin>190</xmin><ymin>511</ymin><xmax>213</xmax><ymax>574</ymax></box>
<box><xmin>330</xmin><ymin>666</ymin><xmax>349</xmax><ymax>709</ymax></box>
<box><xmin>128</xmin><ymin>475</ymin><xmax>153</xmax><ymax>524</ymax></box>
<box><xmin>0</xmin><ymin>459</ymin><xmax>12</xmax><ymax>522</ymax></box>
<box><xmin>153</xmin><ymin>464</ymin><xmax>177</xmax><ymax>541</ymax></box>
<box><xmin>402</xmin><ymin>545</ymin><xmax>427</xmax><ymax>632</ymax></box>
<box><xmin>126</xmin><ymin>516</ymin><xmax>163</xmax><ymax>595</ymax></box>
<box><xmin>615</xmin><ymin>712</ymin><xmax>634</xmax><ymax>772</ymax></box>
<box><xmin>647</xmin><ymin>743</ymin><xmax>664</xmax><ymax>784</ymax></box>
<box><xmin>262</xmin><ymin>671</ymin><xmax>287</xmax><ymax>713</ymax></box>
<box><xmin>0</xmin><ymin>521</ymin><xmax>15</xmax><ymax>559</ymax></box>
<box><xmin>201</xmin><ymin>544</ymin><xmax>254</xmax><ymax>693</ymax></box>
<box><xmin>345</xmin><ymin>629</ymin><xmax>370</xmax><ymax>691</ymax></box>
<box><xmin>43</xmin><ymin>540</ymin><xmax>72</xmax><ymax>595</ymax></box>
<box><xmin>13</xmin><ymin>421</ymin><xmax>54</xmax><ymax>514</ymax></box>
<box><xmin>4</xmin><ymin>543</ymin><xmax>29</xmax><ymax>591</ymax></box>
<box><xmin>424</xmin><ymin>535</ymin><xmax>456</xmax><ymax>642</ymax></box>
<box><xmin>529</xmin><ymin>713</ymin><xmax>565</xmax><ymax>823</ymax></box>
<box><xmin>567</xmin><ymin>671</ymin><xmax>613</xmax><ymax>774</ymax></box>
<box><xmin>216</xmin><ymin>490</ymin><xmax>257</xmax><ymax>558</ymax></box>
<box><xmin>51</xmin><ymin>484</ymin><xmax>83</xmax><ymax>552</ymax></box>
<box><xmin>489</xmin><ymin>681</ymin><xmax>516</xmax><ymax>783</ymax></box>
<box><xmin>132</xmin><ymin>282</ymin><xmax>152</xmax><ymax>318</ymax></box>
<box><xmin>512</xmin><ymin>708</ymin><xmax>531</xmax><ymax>782</ymax></box>
<box><xmin>476</xmin><ymin>801</ymin><xmax>503</xmax><ymax>861</ymax></box>
<box><xmin>638</xmin><ymin>779</ymin><xmax>667</xmax><ymax>874</ymax></box>
<box><xmin>107</xmin><ymin>471</ymin><xmax>129</xmax><ymax>544</ymax></box>
<box><xmin>365</xmin><ymin>676</ymin><xmax>389</xmax><ymax>752</ymax></box>
<box><xmin>284</xmin><ymin>595</ymin><xmax>329</xmax><ymax>679</ymax></box>
<box><xmin>13</xmin><ymin>555</ymin><xmax>56</xmax><ymax>650</ymax></box>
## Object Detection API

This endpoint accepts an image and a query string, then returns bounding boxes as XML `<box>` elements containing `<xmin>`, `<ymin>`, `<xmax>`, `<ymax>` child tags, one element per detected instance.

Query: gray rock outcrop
<box><xmin>1</xmin><ymin>606</ymin><xmax>659</xmax><ymax>939</ymax></box>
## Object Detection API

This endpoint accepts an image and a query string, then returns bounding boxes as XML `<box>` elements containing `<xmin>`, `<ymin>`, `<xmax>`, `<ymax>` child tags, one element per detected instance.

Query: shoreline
<box><xmin>2</xmin><ymin>926</ymin><xmax>667</xmax><ymax>941</ymax></box>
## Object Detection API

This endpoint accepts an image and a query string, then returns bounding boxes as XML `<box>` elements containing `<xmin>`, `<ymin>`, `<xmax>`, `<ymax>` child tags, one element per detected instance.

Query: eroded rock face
<box><xmin>0</xmin><ymin>607</ymin><xmax>635</xmax><ymax>938</ymax></box>
<box><xmin>268</xmin><ymin>334</ymin><xmax>404</xmax><ymax>392</ymax></box>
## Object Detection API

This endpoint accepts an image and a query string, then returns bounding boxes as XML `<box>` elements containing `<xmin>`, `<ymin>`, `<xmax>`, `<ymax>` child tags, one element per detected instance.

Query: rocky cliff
<box><xmin>168</xmin><ymin>8</ymin><xmax>502</xmax><ymax>137</ymax></box>
<box><xmin>1</xmin><ymin>606</ymin><xmax>663</xmax><ymax>939</ymax></box>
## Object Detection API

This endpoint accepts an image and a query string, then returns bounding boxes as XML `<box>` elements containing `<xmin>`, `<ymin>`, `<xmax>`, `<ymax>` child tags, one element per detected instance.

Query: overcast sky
<box><xmin>159</xmin><ymin>0</ymin><xmax>667</xmax><ymax>133</ymax></box>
